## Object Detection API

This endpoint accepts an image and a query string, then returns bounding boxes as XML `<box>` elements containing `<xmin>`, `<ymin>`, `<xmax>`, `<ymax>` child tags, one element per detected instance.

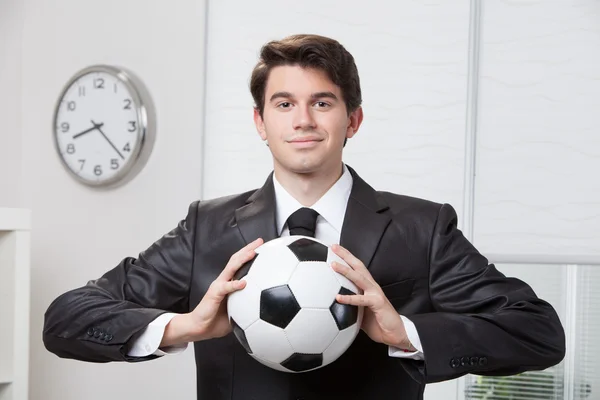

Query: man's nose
<box><xmin>292</xmin><ymin>105</ymin><xmax>317</xmax><ymax>131</ymax></box>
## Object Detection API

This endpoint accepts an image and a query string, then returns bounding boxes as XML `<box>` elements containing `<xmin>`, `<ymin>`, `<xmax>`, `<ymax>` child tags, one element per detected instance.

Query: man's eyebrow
<box><xmin>269</xmin><ymin>91</ymin><xmax>339</xmax><ymax>102</ymax></box>
<box><xmin>269</xmin><ymin>91</ymin><xmax>294</xmax><ymax>102</ymax></box>
<box><xmin>311</xmin><ymin>92</ymin><xmax>338</xmax><ymax>101</ymax></box>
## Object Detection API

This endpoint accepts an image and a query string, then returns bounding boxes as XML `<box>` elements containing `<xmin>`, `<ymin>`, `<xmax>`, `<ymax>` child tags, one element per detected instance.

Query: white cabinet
<box><xmin>0</xmin><ymin>208</ymin><xmax>31</xmax><ymax>400</ymax></box>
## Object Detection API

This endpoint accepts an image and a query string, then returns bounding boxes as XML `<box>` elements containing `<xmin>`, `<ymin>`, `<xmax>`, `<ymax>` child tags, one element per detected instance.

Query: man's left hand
<box><xmin>331</xmin><ymin>244</ymin><xmax>416</xmax><ymax>352</ymax></box>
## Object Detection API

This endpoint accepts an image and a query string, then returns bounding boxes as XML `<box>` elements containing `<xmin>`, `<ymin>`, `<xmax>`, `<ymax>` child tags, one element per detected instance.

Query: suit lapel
<box><xmin>340</xmin><ymin>166</ymin><xmax>391</xmax><ymax>269</ymax></box>
<box><xmin>234</xmin><ymin>173</ymin><xmax>279</xmax><ymax>245</ymax></box>
<box><xmin>235</xmin><ymin>166</ymin><xmax>391</xmax><ymax>270</ymax></box>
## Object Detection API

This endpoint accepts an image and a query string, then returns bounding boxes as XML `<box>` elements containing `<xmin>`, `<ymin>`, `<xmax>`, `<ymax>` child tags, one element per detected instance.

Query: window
<box><xmin>464</xmin><ymin>263</ymin><xmax>598</xmax><ymax>400</ymax></box>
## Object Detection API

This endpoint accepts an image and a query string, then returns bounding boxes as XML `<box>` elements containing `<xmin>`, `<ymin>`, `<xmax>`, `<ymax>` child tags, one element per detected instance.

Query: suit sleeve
<box><xmin>42</xmin><ymin>201</ymin><xmax>199</xmax><ymax>363</ymax></box>
<box><xmin>408</xmin><ymin>203</ymin><xmax>566</xmax><ymax>383</ymax></box>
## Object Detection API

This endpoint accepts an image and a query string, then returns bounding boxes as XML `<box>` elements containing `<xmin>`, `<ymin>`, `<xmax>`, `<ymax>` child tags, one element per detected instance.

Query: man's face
<box><xmin>254</xmin><ymin>65</ymin><xmax>362</xmax><ymax>176</ymax></box>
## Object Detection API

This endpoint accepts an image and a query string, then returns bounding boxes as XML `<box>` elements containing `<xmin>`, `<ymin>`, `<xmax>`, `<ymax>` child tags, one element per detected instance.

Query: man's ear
<box><xmin>254</xmin><ymin>108</ymin><xmax>267</xmax><ymax>141</ymax></box>
<box><xmin>346</xmin><ymin>107</ymin><xmax>364</xmax><ymax>140</ymax></box>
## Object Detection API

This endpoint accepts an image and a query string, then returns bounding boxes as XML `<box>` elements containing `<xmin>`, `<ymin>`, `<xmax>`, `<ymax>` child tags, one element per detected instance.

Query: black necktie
<box><xmin>286</xmin><ymin>207</ymin><xmax>319</xmax><ymax>237</ymax></box>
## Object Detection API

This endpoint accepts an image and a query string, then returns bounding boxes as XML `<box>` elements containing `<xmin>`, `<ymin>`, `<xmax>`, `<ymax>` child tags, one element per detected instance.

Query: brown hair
<box><xmin>250</xmin><ymin>34</ymin><xmax>362</xmax><ymax>118</ymax></box>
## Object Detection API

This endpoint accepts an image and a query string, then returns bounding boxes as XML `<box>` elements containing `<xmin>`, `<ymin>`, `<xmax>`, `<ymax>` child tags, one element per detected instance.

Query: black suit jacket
<box><xmin>43</xmin><ymin>166</ymin><xmax>565</xmax><ymax>400</ymax></box>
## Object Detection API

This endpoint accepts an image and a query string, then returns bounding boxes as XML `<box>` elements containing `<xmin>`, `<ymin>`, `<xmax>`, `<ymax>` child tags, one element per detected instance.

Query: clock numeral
<box><xmin>123</xmin><ymin>143</ymin><xmax>131</xmax><ymax>152</ymax></box>
<box><xmin>111</xmin><ymin>159</ymin><xmax>119</xmax><ymax>170</ymax></box>
<box><xmin>114</xmin><ymin>83</ymin><xmax>118</xmax><ymax>93</ymax></box>
<box><xmin>78</xmin><ymin>86</ymin><xmax>86</xmax><ymax>97</ymax></box>
<box><xmin>66</xmin><ymin>144</ymin><xmax>75</xmax><ymax>154</ymax></box>
<box><xmin>94</xmin><ymin>78</ymin><xmax>105</xmax><ymax>89</ymax></box>
<box><xmin>67</xmin><ymin>101</ymin><xmax>76</xmax><ymax>111</ymax></box>
<box><xmin>128</xmin><ymin>121</ymin><xmax>137</xmax><ymax>132</ymax></box>
<box><xmin>61</xmin><ymin>122</ymin><xmax>70</xmax><ymax>133</ymax></box>
<box><xmin>94</xmin><ymin>165</ymin><xmax>102</xmax><ymax>176</ymax></box>
<box><xmin>123</xmin><ymin>99</ymin><xmax>132</xmax><ymax>110</ymax></box>
<box><xmin>78</xmin><ymin>159</ymin><xmax>85</xmax><ymax>171</ymax></box>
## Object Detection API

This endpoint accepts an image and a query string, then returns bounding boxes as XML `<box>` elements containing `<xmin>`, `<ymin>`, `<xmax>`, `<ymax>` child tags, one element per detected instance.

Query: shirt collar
<box><xmin>273</xmin><ymin>164</ymin><xmax>353</xmax><ymax>235</ymax></box>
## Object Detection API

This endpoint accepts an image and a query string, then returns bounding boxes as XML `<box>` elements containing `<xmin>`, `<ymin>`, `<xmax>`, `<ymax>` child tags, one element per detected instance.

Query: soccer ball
<box><xmin>227</xmin><ymin>236</ymin><xmax>364</xmax><ymax>373</ymax></box>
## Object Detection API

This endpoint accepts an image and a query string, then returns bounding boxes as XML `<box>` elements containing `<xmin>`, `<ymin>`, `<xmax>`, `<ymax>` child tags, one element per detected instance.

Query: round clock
<box><xmin>53</xmin><ymin>65</ymin><xmax>156</xmax><ymax>188</ymax></box>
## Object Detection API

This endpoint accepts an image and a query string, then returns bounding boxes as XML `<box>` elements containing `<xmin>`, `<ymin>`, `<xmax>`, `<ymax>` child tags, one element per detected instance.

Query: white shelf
<box><xmin>0</xmin><ymin>208</ymin><xmax>31</xmax><ymax>400</ymax></box>
<box><xmin>0</xmin><ymin>209</ymin><xmax>31</xmax><ymax>232</ymax></box>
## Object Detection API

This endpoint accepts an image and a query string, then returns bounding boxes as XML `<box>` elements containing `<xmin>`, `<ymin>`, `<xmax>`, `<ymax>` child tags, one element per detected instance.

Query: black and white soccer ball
<box><xmin>227</xmin><ymin>236</ymin><xmax>364</xmax><ymax>373</ymax></box>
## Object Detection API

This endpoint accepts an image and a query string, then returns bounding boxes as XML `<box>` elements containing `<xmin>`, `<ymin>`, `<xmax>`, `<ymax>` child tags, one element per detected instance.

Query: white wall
<box><xmin>16</xmin><ymin>1</ymin><xmax>207</xmax><ymax>399</ymax></box>
<box><xmin>0</xmin><ymin>0</ymin><xmax>23</xmax><ymax>208</ymax></box>
<box><xmin>0</xmin><ymin>0</ymin><xmax>599</xmax><ymax>400</ymax></box>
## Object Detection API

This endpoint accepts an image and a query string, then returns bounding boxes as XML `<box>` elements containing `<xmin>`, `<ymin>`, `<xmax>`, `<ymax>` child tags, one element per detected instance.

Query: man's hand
<box><xmin>331</xmin><ymin>244</ymin><xmax>416</xmax><ymax>351</ymax></box>
<box><xmin>160</xmin><ymin>238</ymin><xmax>264</xmax><ymax>347</ymax></box>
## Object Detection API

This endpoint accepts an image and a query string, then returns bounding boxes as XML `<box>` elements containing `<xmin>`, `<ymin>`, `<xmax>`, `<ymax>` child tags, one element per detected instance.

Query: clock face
<box><xmin>54</xmin><ymin>68</ymin><xmax>146</xmax><ymax>186</ymax></box>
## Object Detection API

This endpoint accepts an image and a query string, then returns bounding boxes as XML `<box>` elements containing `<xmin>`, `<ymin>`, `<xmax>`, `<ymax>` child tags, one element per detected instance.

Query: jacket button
<box><xmin>105</xmin><ymin>334</ymin><xmax>113</xmax><ymax>342</ymax></box>
<box><xmin>93</xmin><ymin>330</ymin><xmax>101</xmax><ymax>338</ymax></box>
<box><xmin>450</xmin><ymin>358</ymin><xmax>460</xmax><ymax>368</ymax></box>
<box><xmin>469</xmin><ymin>356</ymin><xmax>479</xmax><ymax>366</ymax></box>
<box><xmin>479</xmin><ymin>357</ymin><xmax>488</xmax><ymax>366</ymax></box>
<box><xmin>87</xmin><ymin>328</ymin><xmax>94</xmax><ymax>336</ymax></box>
<box><xmin>460</xmin><ymin>357</ymin><xmax>468</xmax><ymax>366</ymax></box>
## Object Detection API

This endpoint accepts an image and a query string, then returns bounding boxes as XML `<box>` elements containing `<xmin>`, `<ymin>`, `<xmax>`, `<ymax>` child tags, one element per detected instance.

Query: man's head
<box><xmin>250</xmin><ymin>34</ymin><xmax>364</xmax><ymax>177</ymax></box>
<box><xmin>250</xmin><ymin>34</ymin><xmax>362</xmax><ymax>119</ymax></box>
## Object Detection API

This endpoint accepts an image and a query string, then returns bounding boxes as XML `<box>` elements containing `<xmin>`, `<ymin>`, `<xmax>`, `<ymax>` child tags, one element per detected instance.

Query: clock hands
<box><xmin>72</xmin><ymin>122</ymin><xmax>104</xmax><ymax>139</ymax></box>
<box><xmin>90</xmin><ymin>120</ymin><xmax>125</xmax><ymax>160</ymax></box>
<box><xmin>70</xmin><ymin>120</ymin><xmax>125</xmax><ymax>160</ymax></box>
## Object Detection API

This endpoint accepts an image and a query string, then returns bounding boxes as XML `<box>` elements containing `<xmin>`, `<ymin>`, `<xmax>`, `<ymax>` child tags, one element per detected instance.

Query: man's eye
<box><xmin>278</xmin><ymin>102</ymin><xmax>292</xmax><ymax>108</ymax></box>
<box><xmin>315</xmin><ymin>102</ymin><xmax>329</xmax><ymax>108</ymax></box>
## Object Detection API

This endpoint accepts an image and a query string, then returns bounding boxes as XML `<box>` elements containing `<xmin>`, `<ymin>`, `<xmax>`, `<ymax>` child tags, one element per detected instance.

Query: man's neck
<box><xmin>274</xmin><ymin>163</ymin><xmax>344</xmax><ymax>207</ymax></box>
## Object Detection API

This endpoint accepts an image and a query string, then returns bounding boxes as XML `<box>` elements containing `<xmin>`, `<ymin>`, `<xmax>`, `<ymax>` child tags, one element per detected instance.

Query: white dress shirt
<box><xmin>128</xmin><ymin>164</ymin><xmax>424</xmax><ymax>360</ymax></box>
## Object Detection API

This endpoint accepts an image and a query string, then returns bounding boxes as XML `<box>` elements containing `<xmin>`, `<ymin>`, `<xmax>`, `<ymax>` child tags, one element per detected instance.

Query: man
<box><xmin>43</xmin><ymin>34</ymin><xmax>565</xmax><ymax>400</ymax></box>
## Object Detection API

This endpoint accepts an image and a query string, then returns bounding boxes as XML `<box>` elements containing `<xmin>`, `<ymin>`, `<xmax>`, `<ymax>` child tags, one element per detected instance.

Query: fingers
<box><xmin>209</xmin><ymin>279</ymin><xmax>247</xmax><ymax>301</ymax></box>
<box><xmin>218</xmin><ymin>238</ymin><xmax>264</xmax><ymax>281</ymax></box>
<box><xmin>336</xmin><ymin>292</ymin><xmax>371</xmax><ymax>307</ymax></box>
<box><xmin>331</xmin><ymin>261</ymin><xmax>371</xmax><ymax>291</ymax></box>
<box><xmin>331</xmin><ymin>244</ymin><xmax>368</xmax><ymax>273</ymax></box>
<box><xmin>335</xmin><ymin>288</ymin><xmax>385</xmax><ymax>309</ymax></box>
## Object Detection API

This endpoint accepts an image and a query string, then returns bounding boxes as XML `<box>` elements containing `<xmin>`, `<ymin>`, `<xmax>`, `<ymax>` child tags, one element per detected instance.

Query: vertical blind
<box><xmin>464</xmin><ymin>263</ymin><xmax>598</xmax><ymax>400</ymax></box>
<box><xmin>572</xmin><ymin>266</ymin><xmax>598</xmax><ymax>399</ymax></box>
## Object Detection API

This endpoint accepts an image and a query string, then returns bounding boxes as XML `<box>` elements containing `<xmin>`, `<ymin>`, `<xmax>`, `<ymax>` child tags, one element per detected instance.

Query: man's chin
<box><xmin>290</xmin><ymin>165</ymin><xmax>321</xmax><ymax>175</ymax></box>
<box><xmin>279</xmin><ymin>160</ymin><xmax>323</xmax><ymax>175</ymax></box>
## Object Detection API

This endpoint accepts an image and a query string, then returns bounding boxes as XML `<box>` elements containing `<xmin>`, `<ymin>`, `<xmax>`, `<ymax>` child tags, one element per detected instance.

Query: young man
<box><xmin>43</xmin><ymin>34</ymin><xmax>566</xmax><ymax>400</ymax></box>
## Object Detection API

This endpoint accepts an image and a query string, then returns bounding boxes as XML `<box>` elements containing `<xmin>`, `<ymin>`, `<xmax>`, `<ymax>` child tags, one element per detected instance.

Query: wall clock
<box><xmin>53</xmin><ymin>65</ymin><xmax>156</xmax><ymax>188</ymax></box>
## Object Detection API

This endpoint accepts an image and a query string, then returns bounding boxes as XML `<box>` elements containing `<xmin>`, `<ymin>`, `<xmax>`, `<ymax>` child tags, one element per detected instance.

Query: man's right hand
<box><xmin>159</xmin><ymin>238</ymin><xmax>264</xmax><ymax>348</ymax></box>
